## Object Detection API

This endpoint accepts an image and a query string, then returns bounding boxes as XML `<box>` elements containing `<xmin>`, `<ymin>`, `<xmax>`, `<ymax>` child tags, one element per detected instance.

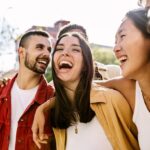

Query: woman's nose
<box><xmin>113</xmin><ymin>44</ymin><xmax>121</xmax><ymax>53</ymax></box>
<box><xmin>62</xmin><ymin>49</ymin><xmax>70</xmax><ymax>56</ymax></box>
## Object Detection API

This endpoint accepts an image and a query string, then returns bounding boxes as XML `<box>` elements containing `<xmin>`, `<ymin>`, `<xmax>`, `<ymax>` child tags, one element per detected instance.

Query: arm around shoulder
<box><xmin>95</xmin><ymin>77</ymin><xmax>136</xmax><ymax>111</ymax></box>
<box><xmin>32</xmin><ymin>97</ymin><xmax>55</xmax><ymax>149</ymax></box>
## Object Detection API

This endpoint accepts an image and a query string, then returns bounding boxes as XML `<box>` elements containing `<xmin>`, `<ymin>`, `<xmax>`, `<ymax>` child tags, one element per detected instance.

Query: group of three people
<box><xmin>0</xmin><ymin>22</ymin><xmax>120</xmax><ymax>150</ymax></box>
<box><xmin>0</xmin><ymin>6</ymin><xmax>150</xmax><ymax>150</ymax></box>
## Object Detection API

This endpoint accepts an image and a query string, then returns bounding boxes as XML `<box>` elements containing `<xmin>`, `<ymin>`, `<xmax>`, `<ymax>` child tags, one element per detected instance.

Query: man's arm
<box><xmin>94</xmin><ymin>77</ymin><xmax>136</xmax><ymax>111</ymax></box>
<box><xmin>94</xmin><ymin>76</ymin><xmax>124</xmax><ymax>89</ymax></box>
<box><xmin>32</xmin><ymin>97</ymin><xmax>55</xmax><ymax>149</ymax></box>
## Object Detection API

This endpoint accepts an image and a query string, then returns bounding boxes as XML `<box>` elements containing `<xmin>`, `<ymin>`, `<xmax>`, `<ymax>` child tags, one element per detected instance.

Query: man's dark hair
<box><xmin>19</xmin><ymin>30</ymin><xmax>51</xmax><ymax>48</ymax></box>
<box><xmin>57</xmin><ymin>23</ymin><xmax>88</xmax><ymax>40</ymax></box>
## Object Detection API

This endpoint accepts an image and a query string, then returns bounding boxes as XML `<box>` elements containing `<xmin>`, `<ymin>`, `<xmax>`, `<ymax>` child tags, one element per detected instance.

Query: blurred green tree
<box><xmin>91</xmin><ymin>44</ymin><xmax>119</xmax><ymax>65</ymax></box>
<box><xmin>45</xmin><ymin>67</ymin><xmax>52</xmax><ymax>82</ymax></box>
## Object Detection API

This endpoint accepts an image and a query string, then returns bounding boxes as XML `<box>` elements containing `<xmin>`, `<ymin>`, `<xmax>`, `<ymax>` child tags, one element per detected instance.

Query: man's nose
<box><xmin>43</xmin><ymin>48</ymin><xmax>51</xmax><ymax>56</ymax></box>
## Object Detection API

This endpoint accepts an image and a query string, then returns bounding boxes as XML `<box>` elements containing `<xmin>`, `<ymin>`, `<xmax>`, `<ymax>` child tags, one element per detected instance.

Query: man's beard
<box><xmin>24</xmin><ymin>54</ymin><xmax>49</xmax><ymax>74</ymax></box>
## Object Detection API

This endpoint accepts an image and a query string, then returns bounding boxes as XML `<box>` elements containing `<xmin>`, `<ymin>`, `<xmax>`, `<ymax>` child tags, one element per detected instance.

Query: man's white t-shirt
<box><xmin>8</xmin><ymin>81</ymin><xmax>38</xmax><ymax>150</ymax></box>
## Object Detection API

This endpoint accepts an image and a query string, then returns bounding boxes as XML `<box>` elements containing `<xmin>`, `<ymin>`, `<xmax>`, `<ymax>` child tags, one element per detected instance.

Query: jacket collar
<box><xmin>90</xmin><ymin>84</ymin><xmax>107</xmax><ymax>104</ymax></box>
<box><xmin>0</xmin><ymin>74</ymin><xmax>17</xmax><ymax>99</ymax></box>
<box><xmin>0</xmin><ymin>74</ymin><xmax>53</xmax><ymax>105</ymax></box>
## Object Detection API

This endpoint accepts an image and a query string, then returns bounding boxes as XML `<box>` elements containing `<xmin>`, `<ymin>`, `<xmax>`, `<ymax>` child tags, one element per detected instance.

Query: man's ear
<box><xmin>18</xmin><ymin>47</ymin><xmax>26</xmax><ymax>59</ymax></box>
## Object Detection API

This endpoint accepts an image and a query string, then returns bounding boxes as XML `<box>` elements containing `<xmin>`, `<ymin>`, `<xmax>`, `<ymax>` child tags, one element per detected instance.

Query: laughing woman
<box><xmin>32</xmin><ymin>32</ymin><xmax>139</xmax><ymax>150</ymax></box>
<box><xmin>96</xmin><ymin>8</ymin><xmax>150</xmax><ymax>150</ymax></box>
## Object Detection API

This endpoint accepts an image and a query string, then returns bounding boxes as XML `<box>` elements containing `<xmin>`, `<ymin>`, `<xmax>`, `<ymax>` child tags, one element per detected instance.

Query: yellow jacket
<box><xmin>53</xmin><ymin>86</ymin><xmax>140</xmax><ymax>150</ymax></box>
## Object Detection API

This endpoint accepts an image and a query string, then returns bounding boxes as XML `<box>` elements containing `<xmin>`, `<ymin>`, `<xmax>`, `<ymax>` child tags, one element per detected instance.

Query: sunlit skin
<box><xmin>99</xmin><ymin>17</ymin><xmax>150</xmax><ymax>111</ymax></box>
<box><xmin>23</xmin><ymin>35</ymin><xmax>51</xmax><ymax>74</ymax></box>
<box><xmin>53</xmin><ymin>35</ymin><xmax>84</xmax><ymax>98</ymax></box>
<box><xmin>113</xmin><ymin>13</ymin><xmax>150</xmax><ymax>149</ymax></box>
<box><xmin>97</xmin><ymin>17</ymin><xmax>150</xmax><ymax>111</ymax></box>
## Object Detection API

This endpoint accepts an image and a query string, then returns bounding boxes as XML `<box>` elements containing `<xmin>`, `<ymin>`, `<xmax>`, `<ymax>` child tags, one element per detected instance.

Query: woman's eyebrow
<box><xmin>72</xmin><ymin>44</ymin><xmax>80</xmax><ymax>47</ymax></box>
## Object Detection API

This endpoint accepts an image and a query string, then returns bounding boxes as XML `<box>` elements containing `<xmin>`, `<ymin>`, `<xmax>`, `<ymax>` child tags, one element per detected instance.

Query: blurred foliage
<box><xmin>90</xmin><ymin>43</ymin><xmax>119</xmax><ymax>65</ymax></box>
<box><xmin>45</xmin><ymin>66</ymin><xmax>53</xmax><ymax>82</ymax></box>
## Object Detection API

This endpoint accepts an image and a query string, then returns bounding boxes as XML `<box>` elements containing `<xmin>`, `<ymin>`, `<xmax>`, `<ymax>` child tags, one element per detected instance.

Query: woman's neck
<box><xmin>63</xmin><ymin>81</ymin><xmax>79</xmax><ymax>103</ymax></box>
<box><xmin>64</xmin><ymin>85</ymin><xmax>76</xmax><ymax>102</ymax></box>
<box><xmin>138</xmin><ymin>75</ymin><xmax>150</xmax><ymax>98</ymax></box>
<box><xmin>134</xmin><ymin>64</ymin><xmax>150</xmax><ymax>97</ymax></box>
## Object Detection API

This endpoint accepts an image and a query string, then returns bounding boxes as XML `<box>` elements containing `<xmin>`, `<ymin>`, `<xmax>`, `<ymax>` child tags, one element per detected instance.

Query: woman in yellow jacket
<box><xmin>32</xmin><ymin>32</ymin><xmax>139</xmax><ymax>150</ymax></box>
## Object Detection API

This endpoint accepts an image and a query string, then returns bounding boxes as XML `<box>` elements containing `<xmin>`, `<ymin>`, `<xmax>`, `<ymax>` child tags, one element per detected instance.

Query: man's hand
<box><xmin>32</xmin><ymin>105</ymin><xmax>49</xmax><ymax>149</ymax></box>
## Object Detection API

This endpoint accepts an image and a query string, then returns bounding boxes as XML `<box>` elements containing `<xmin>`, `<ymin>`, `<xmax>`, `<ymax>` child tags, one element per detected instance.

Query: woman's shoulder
<box><xmin>93</xmin><ymin>77</ymin><xmax>136</xmax><ymax>110</ymax></box>
<box><xmin>91</xmin><ymin>83</ymin><xmax>125</xmax><ymax>97</ymax></box>
<box><xmin>91</xmin><ymin>83</ymin><xmax>128</xmax><ymax>104</ymax></box>
<box><xmin>95</xmin><ymin>76</ymin><xmax>135</xmax><ymax>89</ymax></box>
<box><xmin>91</xmin><ymin>84</ymin><xmax>133</xmax><ymax>117</ymax></box>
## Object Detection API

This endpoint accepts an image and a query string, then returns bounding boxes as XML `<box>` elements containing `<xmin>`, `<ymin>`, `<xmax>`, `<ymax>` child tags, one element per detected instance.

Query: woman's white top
<box><xmin>66</xmin><ymin>116</ymin><xmax>113</xmax><ymax>150</ymax></box>
<box><xmin>133</xmin><ymin>81</ymin><xmax>150</xmax><ymax>150</ymax></box>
